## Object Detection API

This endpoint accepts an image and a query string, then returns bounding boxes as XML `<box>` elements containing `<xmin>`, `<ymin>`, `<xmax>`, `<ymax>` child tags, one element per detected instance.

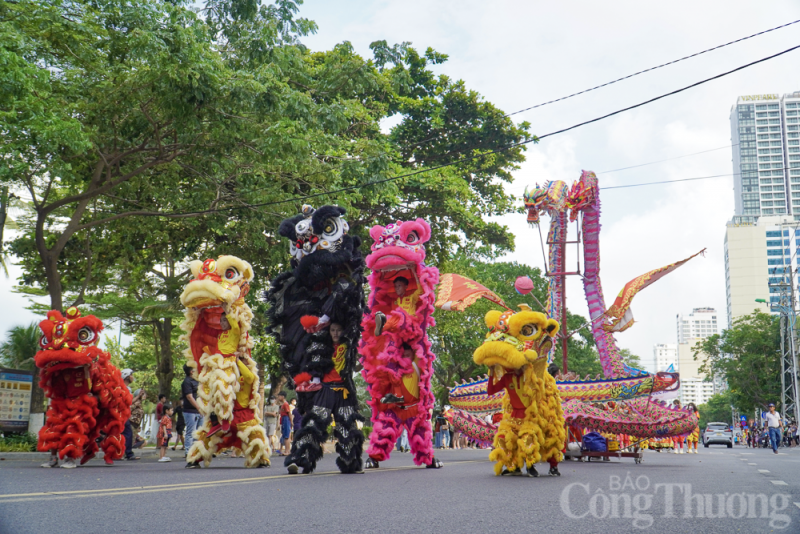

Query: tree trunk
<box><xmin>42</xmin><ymin>251</ymin><xmax>64</xmax><ymax>312</ymax></box>
<box><xmin>154</xmin><ymin>318</ymin><xmax>175</xmax><ymax>399</ymax></box>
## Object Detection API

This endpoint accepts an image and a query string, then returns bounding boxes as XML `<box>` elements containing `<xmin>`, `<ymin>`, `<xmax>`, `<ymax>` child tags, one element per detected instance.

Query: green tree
<box><xmin>618</xmin><ymin>348</ymin><xmax>643</xmax><ymax>370</ymax></box>
<box><xmin>0</xmin><ymin>323</ymin><xmax>45</xmax><ymax>412</ymax></box>
<box><xmin>694</xmin><ymin>311</ymin><xmax>781</xmax><ymax>415</ymax></box>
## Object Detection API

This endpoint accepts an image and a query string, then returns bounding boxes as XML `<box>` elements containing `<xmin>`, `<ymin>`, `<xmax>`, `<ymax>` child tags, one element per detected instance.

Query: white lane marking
<box><xmin>794</xmin><ymin>503</ymin><xmax>800</xmax><ymax>510</ymax></box>
<box><xmin>758</xmin><ymin>469</ymin><xmax>770</xmax><ymax>473</ymax></box>
<box><xmin>748</xmin><ymin>463</ymin><xmax>757</xmax><ymax>465</ymax></box>
<box><xmin>771</xmin><ymin>480</ymin><xmax>788</xmax><ymax>486</ymax></box>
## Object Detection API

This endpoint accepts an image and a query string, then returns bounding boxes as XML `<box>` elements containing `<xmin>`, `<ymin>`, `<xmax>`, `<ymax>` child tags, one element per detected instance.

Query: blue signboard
<box><xmin>0</xmin><ymin>368</ymin><xmax>34</xmax><ymax>433</ymax></box>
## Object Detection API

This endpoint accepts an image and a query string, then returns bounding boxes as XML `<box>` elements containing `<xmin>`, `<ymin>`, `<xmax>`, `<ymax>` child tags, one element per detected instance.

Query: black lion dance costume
<box><xmin>265</xmin><ymin>204</ymin><xmax>366</xmax><ymax>474</ymax></box>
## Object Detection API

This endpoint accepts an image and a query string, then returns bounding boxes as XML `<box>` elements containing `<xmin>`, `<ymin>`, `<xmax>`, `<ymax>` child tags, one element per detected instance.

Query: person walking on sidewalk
<box><xmin>766</xmin><ymin>403</ymin><xmax>784</xmax><ymax>454</ymax></box>
<box><xmin>180</xmin><ymin>364</ymin><xmax>203</xmax><ymax>457</ymax></box>
<box><xmin>121</xmin><ymin>369</ymin><xmax>141</xmax><ymax>461</ymax></box>
<box><xmin>158</xmin><ymin>405</ymin><xmax>174</xmax><ymax>462</ymax></box>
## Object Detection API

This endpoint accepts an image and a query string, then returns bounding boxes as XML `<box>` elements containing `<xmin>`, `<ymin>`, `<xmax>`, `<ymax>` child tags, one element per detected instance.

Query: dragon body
<box><xmin>448</xmin><ymin>171</ymin><xmax>696</xmax><ymax>440</ymax></box>
<box><xmin>181</xmin><ymin>256</ymin><xmax>271</xmax><ymax>468</ymax></box>
<box><xmin>35</xmin><ymin>307</ymin><xmax>131</xmax><ymax>467</ymax></box>
<box><xmin>360</xmin><ymin>219</ymin><xmax>441</xmax><ymax>468</ymax></box>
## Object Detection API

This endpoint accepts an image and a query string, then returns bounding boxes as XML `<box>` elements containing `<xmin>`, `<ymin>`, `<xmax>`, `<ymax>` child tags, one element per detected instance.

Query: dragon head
<box><xmin>473</xmin><ymin>307</ymin><xmax>559</xmax><ymax>378</ymax></box>
<box><xmin>366</xmin><ymin>219</ymin><xmax>431</xmax><ymax>272</ymax></box>
<box><xmin>34</xmin><ymin>307</ymin><xmax>105</xmax><ymax>377</ymax></box>
<box><xmin>181</xmin><ymin>256</ymin><xmax>253</xmax><ymax>312</ymax></box>
<box><xmin>565</xmin><ymin>170</ymin><xmax>598</xmax><ymax>221</ymax></box>
<box><xmin>523</xmin><ymin>181</ymin><xmax>568</xmax><ymax>225</ymax></box>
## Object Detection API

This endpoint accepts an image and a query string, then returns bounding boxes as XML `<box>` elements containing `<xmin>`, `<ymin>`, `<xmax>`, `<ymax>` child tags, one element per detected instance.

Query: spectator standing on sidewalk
<box><xmin>291</xmin><ymin>398</ymin><xmax>301</xmax><ymax>441</ymax></box>
<box><xmin>264</xmin><ymin>396</ymin><xmax>279</xmax><ymax>451</ymax></box>
<box><xmin>156</xmin><ymin>394</ymin><xmax>167</xmax><ymax>421</ymax></box>
<box><xmin>180</xmin><ymin>364</ymin><xmax>203</xmax><ymax>457</ymax></box>
<box><xmin>157</xmin><ymin>404</ymin><xmax>174</xmax><ymax>462</ymax></box>
<box><xmin>277</xmin><ymin>391</ymin><xmax>293</xmax><ymax>456</ymax></box>
<box><xmin>172</xmin><ymin>403</ymin><xmax>185</xmax><ymax>450</ymax></box>
<box><xmin>765</xmin><ymin>403</ymin><xmax>783</xmax><ymax>454</ymax></box>
<box><xmin>121</xmin><ymin>369</ymin><xmax>141</xmax><ymax>461</ymax></box>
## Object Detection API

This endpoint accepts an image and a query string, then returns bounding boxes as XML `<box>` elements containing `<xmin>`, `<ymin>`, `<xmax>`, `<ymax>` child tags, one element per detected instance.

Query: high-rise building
<box><xmin>653</xmin><ymin>343</ymin><xmax>677</xmax><ymax>372</ymax></box>
<box><xmin>680</xmin><ymin>377</ymin><xmax>717</xmax><ymax>406</ymax></box>
<box><xmin>730</xmin><ymin>92</ymin><xmax>800</xmax><ymax>217</ymax></box>
<box><xmin>676</xmin><ymin>308</ymin><xmax>718</xmax><ymax>344</ymax></box>
<box><xmin>724</xmin><ymin>214</ymin><xmax>796</xmax><ymax>324</ymax></box>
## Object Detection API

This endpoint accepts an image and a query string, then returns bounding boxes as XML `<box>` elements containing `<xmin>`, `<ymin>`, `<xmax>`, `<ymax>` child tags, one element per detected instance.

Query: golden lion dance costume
<box><xmin>35</xmin><ymin>307</ymin><xmax>131</xmax><ymax>468</ymax></box>
<box><xmin>181</xmin><ymin>256</ymin><xmax>271</xmax><ymax>468</ymax></box>
<box><xmin>474</xmin><ymin>308</ymin><xmax>565</xmax><ymax>477</ymax></box>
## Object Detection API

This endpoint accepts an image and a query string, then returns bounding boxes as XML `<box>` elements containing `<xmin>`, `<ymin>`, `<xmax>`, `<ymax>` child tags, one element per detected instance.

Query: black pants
<box><xmin>286</xmin><ymin>384</ymin><xmax>364</xmax><ymax>474</ymax></box>
<box><xmin>123</xmin><ymin>420</ymin><xmax>133</xmax><ymax>458</ymax></box>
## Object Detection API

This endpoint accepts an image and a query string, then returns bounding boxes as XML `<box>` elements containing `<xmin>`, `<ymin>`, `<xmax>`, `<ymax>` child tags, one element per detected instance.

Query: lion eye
<box><xmin>406</xmin><ymin>231</ymin><xmax>418</xmax><ymax>243</ymax></box>
<box><xmin>225</xmin><ymin>267</ymin><xmax>239</xmax><ymax>280</ymax></box>
<box><xmin>520</xmin><ymin>324</ymin><xmax>537</xmax><ymax>337</ymax></box>
<box><xmin>39</xmin><ymin>334</ymin><xmax>49</xmax><ymax>348</ymax></box>
<box><xmin>77</xmin><ymin>327</ymin><xmax>96</xmax><ymax>344</ymax></box>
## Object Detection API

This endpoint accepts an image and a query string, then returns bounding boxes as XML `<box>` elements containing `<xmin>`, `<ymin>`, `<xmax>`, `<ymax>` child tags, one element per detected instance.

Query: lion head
<box><xmin>473</xmin><ymin>307</ymin><xmax>559</xmax><ymax>378</ymax></box>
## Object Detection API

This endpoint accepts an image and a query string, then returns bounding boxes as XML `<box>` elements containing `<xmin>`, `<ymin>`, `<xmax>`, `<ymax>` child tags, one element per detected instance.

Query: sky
<box><xmin>2</xmin><ymin>0</ymin><xmax>800</xmax><ymax>371</ymax></box>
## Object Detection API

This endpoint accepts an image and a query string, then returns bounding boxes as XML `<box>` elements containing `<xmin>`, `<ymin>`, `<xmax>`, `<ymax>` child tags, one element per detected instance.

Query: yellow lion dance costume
<box><xmin>180</xmin><ymin>256</ymin><xmax>271</xmax><ymax>468</ymax></box>
<box><xmin>473</xmin><ymin>307</ymin><xmax>565</xmax><ymax>477</ymax></box>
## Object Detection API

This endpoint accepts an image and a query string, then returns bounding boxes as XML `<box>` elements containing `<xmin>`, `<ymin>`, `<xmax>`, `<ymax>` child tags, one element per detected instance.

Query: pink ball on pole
<box><xmin>515</xmin><ymin>276</ymin><xmax>534</xmax><ymax>295</ymax></box>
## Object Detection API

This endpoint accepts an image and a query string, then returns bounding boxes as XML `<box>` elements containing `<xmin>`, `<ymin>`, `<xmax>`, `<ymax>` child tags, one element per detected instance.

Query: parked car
<box><xmin>703</xmin><ymin>422</ymin><xmax>733</xmax><ymax>448</ymax></box>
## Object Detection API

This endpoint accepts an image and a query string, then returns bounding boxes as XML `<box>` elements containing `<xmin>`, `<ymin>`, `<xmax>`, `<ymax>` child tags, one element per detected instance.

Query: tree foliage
<box><xmin>698</xmin><ymin>390</ymin><xmax>734</xmax><ymax>429</ymax></box>
<box><xmin>694</xmin><ymin>311</ymin><xmax>781</xmax><ymax>415</ymax></box>
<box><xmin>3</xmin><ymin>0</ymin><xmax>535</xmax><ymax>394</ymax></box>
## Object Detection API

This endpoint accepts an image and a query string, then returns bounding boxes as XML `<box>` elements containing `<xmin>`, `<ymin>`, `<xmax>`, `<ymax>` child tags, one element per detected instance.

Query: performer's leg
<box><xmin>186</xmin><ymin>420</ymin><xmax>224</xmax><ymax>467</ymax></box>
<box><xmin>236</xmin><ymin>419</ymin><xmax>271</xmax><ymax>468</ymax></box>
<box><xmin>285</xmin><ymin>404</ymin><xmax>329</xmax><ymax>474</ymax></box>
<box><xmin>407</xmin><ymin>411</ymin><xmax>436</xmax><ymax>467</ymax></box>
<box><xmin>366</xmin><ymin>409</ymin><xmax>401</xmax><ymax>463</ymax></box>
<box><xmin>332</xmin><ymin>404</ymin><xmax>365</xmax><ymax>474</ymax></box>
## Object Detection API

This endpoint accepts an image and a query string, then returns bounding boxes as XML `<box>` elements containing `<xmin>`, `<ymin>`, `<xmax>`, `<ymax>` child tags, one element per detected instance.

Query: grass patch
<box><xmin>0</xmin><ymin>432</ymin><xmax>38</xmax><ymax>452</ymax></box>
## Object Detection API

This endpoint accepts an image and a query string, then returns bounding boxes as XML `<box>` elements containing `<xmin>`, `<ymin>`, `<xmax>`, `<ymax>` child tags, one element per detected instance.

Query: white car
<box><xmin>703</xmin><ymin>422</ymin><xmax>733</xmax><ymax>448</ymax></box>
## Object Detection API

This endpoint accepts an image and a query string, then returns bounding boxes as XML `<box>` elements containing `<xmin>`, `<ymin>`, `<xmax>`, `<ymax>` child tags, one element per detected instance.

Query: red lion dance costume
<box><xmin>35</xmin><ymin>306</ymin><xmax>131</xmax><ymax>468</ymax></box>
<box><xmin>360</xmin><ymin>219</ymin><xmax>443</xmax><ymax>469</ymax></box>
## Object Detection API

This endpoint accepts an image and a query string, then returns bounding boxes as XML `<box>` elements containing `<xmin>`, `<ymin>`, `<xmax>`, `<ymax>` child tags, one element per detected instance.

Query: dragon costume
<box><xmin>265</xmin><ymin>204</ymin><xmax>365</xmax><ymax>474</ymax></box>
<box><xmin>474</xmin><ymin>307</ymin><xmax>565</xmax><ymax>477</ymax></box>
<box><xmin>181</xmin><ymin>256</ymin><xmax>271</xmax><ymax>468</ymax></box>
<box><xmin>360</xmin><ymin>219</ymin><xmax>442</xmax><ymax>469</ymax></box>
<box><xmin>35</xmin><ymin>307</ymin><xmax>131</xmax><ymax>468</ymax></box>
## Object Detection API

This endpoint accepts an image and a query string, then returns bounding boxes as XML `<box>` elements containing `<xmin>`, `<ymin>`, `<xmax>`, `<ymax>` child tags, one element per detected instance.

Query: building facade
<box><xmin>724</xmin><ymin>215</ymin><xmax>797</xmax><ymax>324</ymax></box>
<box><xmin>680</xmin><ymin>377</ymin><xmax>717</xmax><ymax>406</ymax></box>
<box><xmin>730</xmin><ymin>92</ymin><xmax>800</xmax><ymax>217</ymax></box>
<box><xmin>653</xmin><ymin>343</ymin><xmax>677</xmax><ymax>373</ymax></box>
<box><xmin>676</xmin><ymin>308</ymin><xmax>719</xmax><ymax>344</ymax></box>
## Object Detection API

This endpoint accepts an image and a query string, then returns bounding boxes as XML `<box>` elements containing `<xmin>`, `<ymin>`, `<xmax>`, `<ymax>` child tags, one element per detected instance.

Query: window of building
<box><xmin>756</xmin><ymin>104</ymin><xmax>767</xmax><ymax>110</ymax></box>
<box><xmin>769</xmin><ymin>258</ymin><xmax>783</xmax><ymax>264</ymax></box>
<box><xmin>787</xmin><ymin>103</ymin><xmax>798</xmax><ymax>109</ymax></box>
<box><xmin>769</xmin><ymin>104</ymin><xmax>779</xmax><ymax>109</ymax></box>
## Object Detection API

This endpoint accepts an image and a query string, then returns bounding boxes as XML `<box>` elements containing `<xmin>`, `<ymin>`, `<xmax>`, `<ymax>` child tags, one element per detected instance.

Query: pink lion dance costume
<box><xmin>360</xmin><ymin>219</ymin><xmax>443</xmax><ymax>469</ymax></box>
<box><xmin>35</xmin><ymin>307</ymin><xmax>132</xmax><ymax>468</ymax></box>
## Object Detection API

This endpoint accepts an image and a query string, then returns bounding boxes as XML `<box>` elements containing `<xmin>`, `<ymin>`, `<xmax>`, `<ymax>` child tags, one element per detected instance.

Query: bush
<box><xmin>362</xmin><ymin>426</ymin><xmax>372</xmax><ymax>439</ymax></box>
<box><xmin>0</xmin><ymin>432</ymin><xmax>38</xmax><ymax>452</ymax></box>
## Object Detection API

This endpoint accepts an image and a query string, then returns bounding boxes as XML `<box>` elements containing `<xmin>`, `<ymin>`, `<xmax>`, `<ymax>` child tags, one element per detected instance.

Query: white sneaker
<box><xmin>679</xmin><ymin>449</ymin><xmax>684</xmax><ymax>454</ymax></box>
<box><xmin>61</xmin><ymin>459</ymin><xmax>77</xmax><ymax>469</ymax></box>
<box><xmin>158</xmin><ymin>457</ymin><xmax>172</xmax><ymax>462</ymax></box>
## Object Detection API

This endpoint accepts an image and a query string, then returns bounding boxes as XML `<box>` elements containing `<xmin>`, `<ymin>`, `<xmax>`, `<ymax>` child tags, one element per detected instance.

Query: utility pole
<box><xmin>772</xmin><ymin>222</ymin><xmax>800</xmax><ymax>426</ymax></box>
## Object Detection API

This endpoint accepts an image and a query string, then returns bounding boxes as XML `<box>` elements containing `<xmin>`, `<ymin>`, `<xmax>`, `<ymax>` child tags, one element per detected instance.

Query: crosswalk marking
<box><xmin>771</xmin><ymin>480</ymin><xmax>788</xmax><ymax>486</ymax></box>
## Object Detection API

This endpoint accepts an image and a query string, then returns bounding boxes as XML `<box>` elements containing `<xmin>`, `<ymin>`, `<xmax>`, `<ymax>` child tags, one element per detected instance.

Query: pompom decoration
<box><xmin>515</xmin><ymin>275</ymin><xmax>534</xmax><ymax>295</ymax></box>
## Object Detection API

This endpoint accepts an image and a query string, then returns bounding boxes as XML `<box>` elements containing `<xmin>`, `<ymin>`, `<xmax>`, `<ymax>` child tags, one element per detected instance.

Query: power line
<box><xmin>598</xmin><ymin>144</ymin><xmax>737</xmax><ymax>174</ymax></box>
<box><xmin>234</xmin><ymin>19</ymin><xmax>800</xmax><ymax>193</ymax></box>
<box><xmin>505</xmin><ymin>19</ymin><xmax>800</xmax><ymax>118</ymax></box>
<box><xmin>600</xmin><ymin>173</ymin><xmax>733</xmax><ymax>189</ymax></box>
<box><xmin>86</xmin><ymin>42</ymin><xmax>800</xmax><ymax>220</ymax></box>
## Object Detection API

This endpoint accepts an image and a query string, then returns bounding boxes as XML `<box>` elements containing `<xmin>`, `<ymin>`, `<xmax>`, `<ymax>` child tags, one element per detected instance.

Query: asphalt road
<box><xmin>1</xmin><ymin>445</ymin><xmax>799</xmax><ymax>534</ymax></box>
